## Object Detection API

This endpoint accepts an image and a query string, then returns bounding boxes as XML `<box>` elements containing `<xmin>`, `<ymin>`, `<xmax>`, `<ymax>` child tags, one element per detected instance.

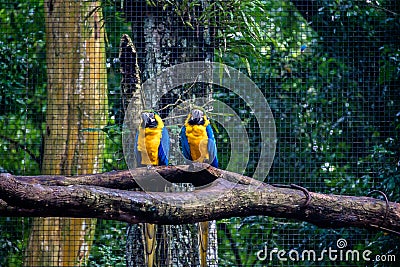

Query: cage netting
<box><xmin>0</xmin><ymin>0</ymin><xmax>399</xmax><ymax>266</ymax></box>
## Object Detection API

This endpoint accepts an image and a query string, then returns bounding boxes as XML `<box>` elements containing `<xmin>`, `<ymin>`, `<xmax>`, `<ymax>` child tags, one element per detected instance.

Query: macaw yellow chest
<box><xmin>137</xmin><ymin>127</ymin><xmax>162</xmax><ymax>165</ymax></box>
<box><xmin>185</xmin><ymin>124</ymin><xmax>209</xmax><ymax>163</ymax></box>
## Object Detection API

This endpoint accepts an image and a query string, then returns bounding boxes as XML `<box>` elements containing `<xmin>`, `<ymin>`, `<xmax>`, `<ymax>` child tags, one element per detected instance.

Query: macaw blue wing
<box><xmin>158</xmin><ymin>126</ymin><xmax>170</xmax><ymax>166</ymax></box>
<box><xmin>206</xmin><ymin>124</ymin><xmax>218</xmax><ymax>168</ymax></box>
<box><xmin>133</xmin><ymin>132</ymin><xmax>142</xmax><ymax>167</ymax></box>
<box><xmin>180</xmin><ymin>126</ymin><xmax>192</xmax><ymax>161</ymax></box>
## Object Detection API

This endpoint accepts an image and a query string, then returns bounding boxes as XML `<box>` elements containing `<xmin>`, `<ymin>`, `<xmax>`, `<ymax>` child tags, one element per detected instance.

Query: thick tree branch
<box><xmin>0</xmin><ymin>165</ymin><xmax>399</xmax><ymax>236</ymax></box>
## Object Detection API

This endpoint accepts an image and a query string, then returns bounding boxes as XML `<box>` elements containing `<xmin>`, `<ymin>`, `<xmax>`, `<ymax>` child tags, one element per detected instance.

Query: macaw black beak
<box><xmin>141</xmin><ymin>112</ymin><xmax>157</xmax><ymax>128</ymax></box>
<box><xmin>188</xmin><ymin>109</ymin><xmax>205</xmax><ymax>125</ymax></box>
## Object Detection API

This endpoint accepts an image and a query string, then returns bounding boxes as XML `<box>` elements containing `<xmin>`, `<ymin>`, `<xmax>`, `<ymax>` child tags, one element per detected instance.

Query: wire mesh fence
<box><xmin>0</xmin><ymin>0</ymin><xmax>399</xmax><ymax>266</ymax></box>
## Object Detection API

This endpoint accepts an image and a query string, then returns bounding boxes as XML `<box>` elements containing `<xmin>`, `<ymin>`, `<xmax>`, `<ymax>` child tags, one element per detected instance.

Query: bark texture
<box><xmin>1</xmin><ymin>166</ymin><xmax>399</xmax><ymax>236</ymax></box>
<box><xmin>24</xmin><ymin>1</ymin><xmax>108</xmax><ymax>266</ymax></box>
<box><xmin>122</xmin><ymin>0</ymin><xmax>217</xmax><ymax>265</ymax></box>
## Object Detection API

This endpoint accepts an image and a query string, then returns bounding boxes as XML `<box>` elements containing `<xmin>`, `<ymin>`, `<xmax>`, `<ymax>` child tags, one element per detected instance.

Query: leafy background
<box><xmin>0</xmin><ymin>0</ymin><xmax>399</xmax><ymax>266</ymax></box>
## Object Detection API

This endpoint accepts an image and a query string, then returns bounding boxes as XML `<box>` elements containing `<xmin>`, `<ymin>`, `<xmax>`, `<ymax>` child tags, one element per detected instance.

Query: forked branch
<box><xmin>0</xmin><ymin>165</ymin><xmax>399</xmax><ymax>235</ymax></box>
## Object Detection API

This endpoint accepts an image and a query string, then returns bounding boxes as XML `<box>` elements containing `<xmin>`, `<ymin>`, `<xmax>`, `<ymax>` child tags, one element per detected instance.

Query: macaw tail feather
<box><xmin>144</xmin><ymin>223</ymin><xmax>156</xmax><ymax>267</ymax></box>
<box><xmin>199</xmin><ymin>221</ymin><xmax>209</xmax><ymax>267</ymax></box>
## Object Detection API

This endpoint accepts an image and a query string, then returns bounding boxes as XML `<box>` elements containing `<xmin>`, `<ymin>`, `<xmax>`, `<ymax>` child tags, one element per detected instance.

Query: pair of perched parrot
<box><xmin>134</xmin><ymin>109</ymin><xmax>218</xmax><ymax>267</ymax></box>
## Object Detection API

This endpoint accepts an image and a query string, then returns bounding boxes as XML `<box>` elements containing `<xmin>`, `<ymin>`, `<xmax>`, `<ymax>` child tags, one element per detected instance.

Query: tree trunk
<box><xmin>24</xmin><ymin>1</ymin><xmax>108</xmax><ymax>266</ymax></box>
<box><xmin>124</xmin><ymin>0</ymin><xmax>217</xmax><ymax>266</ymax></box>
<box><xmin>123</xmin><ymin>0</ymin><xmax>216</xmax><ymax>265</ymax></box>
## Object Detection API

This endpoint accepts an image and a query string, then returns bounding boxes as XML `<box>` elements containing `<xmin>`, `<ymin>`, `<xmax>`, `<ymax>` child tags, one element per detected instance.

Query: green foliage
<box><xmin>214</xmin><ymin>0</ymin><xmax>314</xmax><ymax>75</ymax></box>
<box><xmin>0</xmin><ymin>2</ymin><xmax>46</xmax><ymax>264</ymax></box>
<box><xmin>0</xmin><ymin>0</ymin><xmax>399</xmax><ymax>265</ymax></box>
<box><xmin>213</xmin><ymin>0</ymin><xmax>400</xmax><ymax>265</ymax></box>
<box><xmin>101</xmin><ymin>0</ymin><xmax>131</xmax><ymax>171</ymax></box>
<box><xmin>0</xmin><ymin>0</ymin><xmax>46</xmax><ymax>122</ymax></box>
<box><xmin>358</xmin><ymin>137</ymin><xmax>400</xmax><ymax>201</ymax></box>
<box><xmin>0</xmin><ymin>115</ymin><xmax>42</xmax><ymax>174</ymax></box>
<box><xmin>0</xmin><ymin>0</ymin><xmax>46</xmax><ymax>175</ymax></box>
<box><xmin>218</xmin><ymin>217</ymin><xmax>280</xmax><ymax>266</ymax></box>
<box><xmin>87</xmin><ymin>220</ymin><xmax>126</xmax><ymax>266</ymax></box>
<box><xmin>0</xmin><ymin>218</ymin><xmax>31</xmax><ymax>267</ymax></box>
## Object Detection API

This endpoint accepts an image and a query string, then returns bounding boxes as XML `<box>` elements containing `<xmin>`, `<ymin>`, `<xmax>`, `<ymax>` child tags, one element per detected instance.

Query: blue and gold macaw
<box><xmin>135</xmin><ymin>112</ymin><xmax>169</xmax><ymax>167</ymax></box>
<box><xmin>135</xmin><ymin>111</ymin><xmax>169</xmax><ymax>267</ymax></box>
<box><xmin>180</xmin><ymin>109</ymin><xmax>218</xmax><ymax>168</ymax></box>
<box><xmin>180</xmin><ymin>109</ymin><xmax>218</xmax><ymax>267</ymax></box>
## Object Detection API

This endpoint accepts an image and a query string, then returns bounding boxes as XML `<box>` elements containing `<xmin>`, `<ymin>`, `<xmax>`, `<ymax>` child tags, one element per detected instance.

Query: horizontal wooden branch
<box><xmin>0</xmin><ymin>165</ymin><xmax>399</xmax><ymax>236</ymax></box>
